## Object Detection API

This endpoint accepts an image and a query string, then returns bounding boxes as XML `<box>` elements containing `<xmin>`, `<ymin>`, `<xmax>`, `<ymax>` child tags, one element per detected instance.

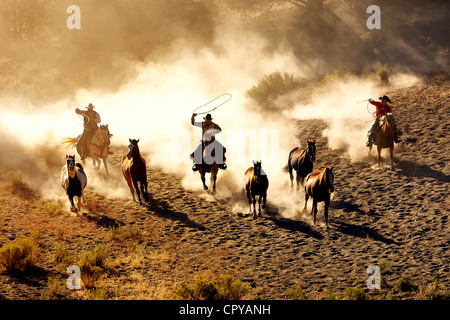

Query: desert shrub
<box><xmin>55</xmin><ymin>227</ymin><xmax>66</xmax><ymax>240</ymax></box>
<box><xmin>417</xmin><ymin>276</ymin><xmax>450</xmax><ymax>300</ymax></box>
<box><xmin>77</xmin><ymin>244</ymin><xmax>110</xmax><ymax>288</ymax></box>
<box><xmin>321</xmin><ymin>68</ymin><xmax>354</xmax><ymax>85</ymax></box>
<box><xmin>325</xmin><ymin>293</ymin><xmax>340</xmax><ymax>300</ymax></box>
<box><xmin>79</xmin><ymin>244</ymin><xmax>110</xmax><ymax>268</ymax></box>
<box><xmin>397</xmin><ymin>274</ymin><xmax>416</xmax><ymax>292</ymax></box>
<box><xmin>288</xmin><ymin>284</ymin><xmax>309</xmax><ymax>300</ymax></box>
<box><xmin>378</xmin><ymin>293</ymin><xmax>399</xmax><ymax>300</ymax></box>
<box><xmin>43</xmin><ymin>202</ymin><xmax>61</xmax><ymax>215</ymax></box>
<box><xmin>343</xmin><ymin>287</ymin><xmax>366</xmax><ymax>300</ymax></box>
<box><xmin>54</xmin><ymin>243</ymin><xmax>74</xmax><ymax>267</ymax></box>
<box><xmin>377</xmin><ymin>68</ymin><xmax>390</xmax><ymax>84</ymax></box>
<box><xmin>0</xmin><ymin>235</ymin><xmax>40</xmax><ymax>272</ymax></box>
<box><xmin>217</xmin><ymin>275</ymin><xmax>251</xmax><ymax>300</ymax></box>
<box><xmin>10</xmin><ymin>174</ymin><xmax>38</xmax><ymax>199</ymax></box>
<box><xmin>48</xmin><ymin>277</ymin><xmax>65</xmax><ymax>297</ymax></box>
<box><xmin>86</xmin><ymin>288</ymin><xmax>109</xmax><ymax>300</ymax></box>
<box><xmin>245</xmin><ymin>71</ymin><xmax>305</xmax><ymax>108</ymax></box>
<box><xmin>173</xmin><ymin>275</ymin><xmax>250</xmax><ymax>300</ymax></box>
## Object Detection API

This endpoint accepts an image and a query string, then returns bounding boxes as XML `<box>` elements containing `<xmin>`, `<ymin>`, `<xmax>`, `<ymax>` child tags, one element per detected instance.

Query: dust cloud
<box><xmin>0</xmin><ymin>1</ymin><xmax>447</xmax><ymax>218</ymax></box>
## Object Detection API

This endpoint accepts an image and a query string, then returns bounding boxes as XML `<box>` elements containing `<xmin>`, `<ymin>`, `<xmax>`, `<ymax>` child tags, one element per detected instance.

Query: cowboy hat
<box><xmin>203</xmin><ymin>113</ymin><xmax>213</xmax><ymax>120</ymax></box>
<box><xmin>379</xmin><ymin>95</ymin><xmax>392</xmax><ymax>103</ymax></box>
<box><xmin>86</xmin><ymin>103</ymin><xmax>95</xmax><ymax>109</ymax></box>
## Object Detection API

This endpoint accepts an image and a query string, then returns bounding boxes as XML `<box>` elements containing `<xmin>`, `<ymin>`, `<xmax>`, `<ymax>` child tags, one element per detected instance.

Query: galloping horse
<box><xmin>369</xmin><ymin>112</ymin><xmax>395</xmax><ymax>170</ymax></box>
<box><xmin>196</xmin><ymin>133</ymin><xmax>226</xmax><ymax>196</ymax></box>
<box><xmin>287</xmin><ymin>140</ymin><xmax>316</xmax><ymax>191</ymax></box>
<box><xmin>122</xmin><ymin>139</ymin><xmax>149</xmax><ymax>205</ymax></box>
<box><xmin>61</xmin><ymin>125</ymin><xmax>113</xmax><ymax>175</ymax></box>
<box><xmin>244</xmin><ymin>161</ymin><xmax>269</xmax><ymax>219</ymax></box>
<box><xmin>61</xmin><ymin>155</ymin><xmax>87</xmax><ymax>214</ymax></box>
<box><xmin>304</xmin><ymin>166</ymin><xmax>334</xmax><ymax>228</ymax></box>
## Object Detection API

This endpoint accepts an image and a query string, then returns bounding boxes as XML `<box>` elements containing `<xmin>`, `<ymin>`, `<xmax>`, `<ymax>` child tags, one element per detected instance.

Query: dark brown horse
<box><xmin>121</xmin><ymin>139</ymin><xmax>149</xmax><ymax>205</ymax></box>
<box><xmin>197</xmin><ymin>135</ymin><xmax>226</xmax><ymax>196</ymax></box>
<box><xmin>244</xmin><ymin>161</ymin><xmax>269</xmax><ymax>219</ymax></box>
<box><xmin>369</xmin><ymin>113</ymin><xmax>395</xmax><ymax>170</ymax></box>
<box><xmin>287</xmin><ymin>140</ymin><xmax>316</xmax><ymax>191</ymax></box>
<box><xmin>304</xmin><ymin>165</ymin><xmax>334</xmax><ymax>228</ymax></box>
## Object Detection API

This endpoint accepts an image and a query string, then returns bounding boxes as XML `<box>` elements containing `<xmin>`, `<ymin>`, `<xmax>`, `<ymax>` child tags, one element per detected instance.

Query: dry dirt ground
<box><xmin>0</xmin><ymin>73</ymin><xmax>449</xmax><ymax>300</ymax></box>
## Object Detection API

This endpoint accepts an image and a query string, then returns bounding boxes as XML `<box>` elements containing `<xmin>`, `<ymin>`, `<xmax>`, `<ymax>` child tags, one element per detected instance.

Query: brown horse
<box><xmin>61</xmin><ymin>155</ymin><xmax>87</xmax><ymax>214</ymax></box>
<box><xmin>196</xmin><ymin>136</ymin><xmax>226</xmax><ymax>196</ymax></box>
<box><xmin>369</xmin><ymin>113</ymin><xmax>395</xmax><ymax>170</ymax></box>
<box><xmin>244</xmin><ymin>161</ymin><xmax>269</xmax><ymax>219</ymax></box>
<box><xmin>304</xmin><ymin>166</ymin><xmax>334</xmax><ymax>228</ymax></box>
<box><xmin>61</xmin><ymin>125</ymin><xmax>113</xmax><ymax>175</ymax></box>
<box><xmin>121</xmin><ymin>139</ymin><xmax>149</xmax><ymax>205</ymax></box>
<box><xmin>287</xmin><ymin>140</ymin><xmax>316</xmax><ymax>191</ymax></box>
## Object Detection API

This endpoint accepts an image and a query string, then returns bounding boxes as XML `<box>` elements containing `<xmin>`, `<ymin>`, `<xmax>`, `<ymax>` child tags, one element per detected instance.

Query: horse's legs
<box><xmin>200</xmin><ymin>171</ymin><xmax>208</xmax><ymax>190</ymax></box>
<box><xmin>103</xmin><ymin>157</ymin><xmax>109</xmax><ymax>175</ymax></box>
<box><xmin>304</xmin><ymin>192</ymin><xmax>309</xmax><ymax>211</ymax></box>
<box><xmin>289</xmin><ymin>166</ymin><xmax>294</xmax><ymax>191</ymax></box>
<box><xmin>142</xmin><ymin>180</ymin><xmax>149</xmax><ymax>202</ymax></box>
<box><xmin>311</xmin><ymin>200</ymin><xmax>318</xmax><ymax>226</ymax></box>
<box><xmin>257</xmin><ymin>195</ymin><xmax>262</xmax><ymax>217</ymax></box>
<box><xmin>261</xmin><ymin>192</ymin><xmax>267</xmax><ymax>210</ymax></box>
<box><xmin>390</xmin><ymin>147</ymin><xmax>394</xmax><ymax>170</ymax></box>
<box><xmin>324</xmin><ymin>199</ymin><xmax>330</xmax><ymax>229</ymax></box>
<box><xmin>296</xmin><ymin>173</ymin><xmax>302</xmax><ymax>191</ymax></box>
<box><xmin>69</xmin><ymin>196</ymin><xmax>77</xmax><ymax>212</ymax></box>
<box><xmin>252</xmin><ymin>197</ymin><xmax>257</xmax><ymax>219</ymax></box>
<box><xmin>210</xmin><ymin>170</ymin><xmax>217</xmax><ymax>196</ymax></box>
<box><xmin>377</xmin><ymin>146</ymin><xmax>382</xmax><ymax>168</ymax></box>
<box><xmin>133</xmin><ymin>179</ymin><xmax>142</xmax><ymax>205</ymax></box>
<box><xmin>76</xmin><ymin>196</ymin><xmax>82</xmax><ymax>213</ymax></box>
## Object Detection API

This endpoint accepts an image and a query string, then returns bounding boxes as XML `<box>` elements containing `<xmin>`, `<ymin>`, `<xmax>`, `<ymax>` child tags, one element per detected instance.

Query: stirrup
<box><xmin>395</xmin><ymin>137</ymin><xmax>402</xmax><ymax>143</ymax></box>
<box><xmin>192</xmin><ymin>164</ymin><xmax>199</xmax><ymax>172</ymax></box>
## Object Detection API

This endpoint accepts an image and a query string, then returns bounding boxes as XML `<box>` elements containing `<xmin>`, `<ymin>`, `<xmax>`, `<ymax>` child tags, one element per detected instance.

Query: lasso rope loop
<box><xmin>357</xmin><ymin>99</ymin><xmax>377</xmax><ymax>121</ymax></box>
<box><xmin>72</xmin><ymin>108</ymin><xmax>92</xmax><ymax>130</ymax></box>
<box><xmin>192</xmin><ymin>93</ymin><xmax>232</xmax><ymax>115</ymax></box>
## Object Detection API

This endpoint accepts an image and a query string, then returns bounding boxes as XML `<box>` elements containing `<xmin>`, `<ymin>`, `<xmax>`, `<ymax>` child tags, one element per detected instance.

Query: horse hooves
<box><xmin>70</xmin><ymin>206</ymin><xmax>78</xmax><ymax>213</ymax></box>
<box><xmin>203</xmin><ymin>186</ymin><xmax>208</xmax><ymax>191</ymax></box>
<box><xmin>211</xmin><ymin>190</ymin><xmax>216</xmax><ymax>196</ymax></box>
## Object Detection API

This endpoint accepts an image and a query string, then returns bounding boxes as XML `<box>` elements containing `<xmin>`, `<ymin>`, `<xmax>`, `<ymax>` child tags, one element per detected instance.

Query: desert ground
<box><xmin>0</xmin><ymin>72</ymin><xmax>448</xmax><ymax>300</ymax></box>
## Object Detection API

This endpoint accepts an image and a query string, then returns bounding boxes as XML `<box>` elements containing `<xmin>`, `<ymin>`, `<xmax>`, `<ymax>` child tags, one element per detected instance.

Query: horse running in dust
<box><xmin>244</xmin><ymin>161</ymin><xmax>269</xmax><ymax>219</ymax></box>
<box><xmin>287</xmin><ymin>140</ymin><xmax>316</xmax><ymax>191</ymax></box>
<box><xmin>61</xmin><ymin>124</ymin><xmax>113</xmax><ymax>175</ymax></box>
<box><xmin>196</xmin><ymin>134</ymin><xmax>226</xmax><ymax>196</ymax></box>
<box><xmin>61</xmin><ymin>155</ymin><xmax>87</xmax><ymax>214</ymax></box>
<box><xmin>304</xmin><ymin>165</ymin><xmax>334</xmax><ymax>228</ymax></box>
<box><xmin>369</xmin><ymin>112</ymin><xmax>395</xmax><ymax>170</ymax></box>
<box><xmin>122</xmin><ymin>139</ymin><xmax>149</xmax><ymax>205</ymax></box>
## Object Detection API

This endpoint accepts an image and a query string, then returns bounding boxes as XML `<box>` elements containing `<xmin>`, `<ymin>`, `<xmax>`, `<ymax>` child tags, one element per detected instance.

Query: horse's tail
<box><xmin>60</xmin><ymin>136</ymin><xmax>79</xmax><ymax>149</ymax></box>
<box><xmin>283</xmin><ymin>147</ymin><xmax>297</xmax><ymax>173</ymax></box>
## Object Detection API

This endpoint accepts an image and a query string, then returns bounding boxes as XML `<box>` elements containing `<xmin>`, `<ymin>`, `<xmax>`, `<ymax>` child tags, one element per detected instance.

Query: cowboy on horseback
<box><xmin>75</xmin><ymin>103</ymin><xmax>101</xmax><ymax>160</ymax></box>
<box><xmin>366</xmin><ymin>95</ymin><xmax>402</xmax><ymax>147</ymax></box>
<box><xmin>190</xmin><ymin>113</ymin><xmax>227</xmax><ymax>171</ymax></box>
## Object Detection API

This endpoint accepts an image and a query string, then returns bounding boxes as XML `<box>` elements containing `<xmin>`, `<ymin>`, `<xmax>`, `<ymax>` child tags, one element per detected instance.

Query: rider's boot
<box><xmin>366</xmin><ymin>132</ymin><xmax>374</xmax><ymax>147</ymax></box>
<box><xmin>192</xmin><ymin>164</ymin><xmax>200</xmax><ymax>172</ymax></box>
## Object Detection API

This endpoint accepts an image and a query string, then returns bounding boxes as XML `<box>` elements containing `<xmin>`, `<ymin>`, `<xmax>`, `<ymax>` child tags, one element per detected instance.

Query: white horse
<box><xmin>61</xmin><ymin>155</ymin><xmax>87</xmax><ymax>213</ymax></box>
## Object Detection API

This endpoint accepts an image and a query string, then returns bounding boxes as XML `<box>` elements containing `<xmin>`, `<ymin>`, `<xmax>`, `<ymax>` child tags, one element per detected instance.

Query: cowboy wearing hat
<box><xmin>190</xmin><ymin>113</ymin><xmax>227</xmax><ymax>171</ymax></box>
<box><xmin>366</xmin><ymin>95</ymin><xmax>402</xmax><ymax>147</ymax></box>
<box><xmin>75</xmin><ymin>103</ymin><xmax>101</xmax><ymax>160</ymax></box>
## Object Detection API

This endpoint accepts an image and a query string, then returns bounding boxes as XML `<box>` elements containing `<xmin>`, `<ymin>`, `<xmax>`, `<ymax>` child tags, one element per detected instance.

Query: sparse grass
<box><xmin>0</xmin><ymin>235</ymin><xmax>40</xmax><ymax>272</ymax></box>
<box><xmin>343</xmin><ymin>287</ymin><xmax>366</xmax><ymax>300</ymax></box>
<box><xmin>173</xmin><ymin>275</ymin><xmax>251</xmax><ymax>300</ymax></box>
<box><xmin>378</xmin><ymin>293</ymin><xmax>399</xmax><ymax>300</ymax></box>
<box><xmin>325</xmin><ymin>292</ymin><xmax>340</xmax><ymax>300</ymax></box>
<box><xmin>288</xmin><ymin>284</ymin><xmax>309</xmax><ymax>300</ymax></box>
<box><xmin>417</xmin><ymin>276</ymin><xmax>450</xmax><ymax>300</ymax></box>
<box><xmin>55</xmin><ymin>227</ymin><xmax>66</xmax><ymax>240</ymax></box>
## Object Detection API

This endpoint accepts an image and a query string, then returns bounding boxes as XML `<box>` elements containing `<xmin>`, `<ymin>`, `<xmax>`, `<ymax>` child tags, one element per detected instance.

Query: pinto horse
<box><xmin>369</xmin><ymin>113</ymin><xmax>395</xmax><ymax>170</ymax></box>
<box><xmin>304</xmin><ymin>166</ymin><xmax>334</xmax><ymax>228</ymax></box>
<box><xmin>61</xmin><ymin>155</ymin><xmax>87</xmax><ymax>214</ymax></box>
<box><xmin>121</xmin><ymin>139</ymin><xmax>149</xmax><ymax>205</ymax></box>
<box><xmin>244</xmin><ymin>161</ymin><xmax>269</xmax><ymax>219</ymax></box>
<box><xmin>287</xmin><ymin>140</ymin><xmax>316</xmax><ymax>191</ymax></box>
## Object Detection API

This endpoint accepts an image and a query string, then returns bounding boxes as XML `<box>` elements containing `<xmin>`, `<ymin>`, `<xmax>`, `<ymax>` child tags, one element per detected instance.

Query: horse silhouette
<box><xmin>244</xmin><ymin>161</ymin><xmax>269</xmax><ymax>219</ymax></box>
<box><xmin>287</xmin><ymin>140</ymin><xmax>316</xmax><ymax>191</ymax></box>
<box><xmin>61</xmin><ymin>155</ymin><xmax>87</xmax><ymax>214</ymax></box>
<box><xmin>121</xmin><ymin>139</ymin><xmax>149</xmax><ymax>205</ymax></box>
